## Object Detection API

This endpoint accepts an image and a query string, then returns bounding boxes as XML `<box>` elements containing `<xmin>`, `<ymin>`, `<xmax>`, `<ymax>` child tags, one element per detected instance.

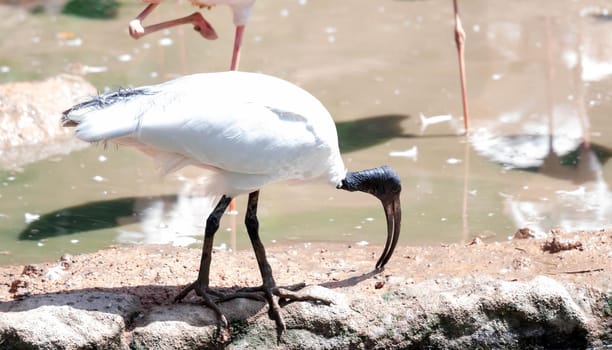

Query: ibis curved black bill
<box><xmin>376</xmin><ymin>193</ymin><xmax>402</xmax><ymax>269</ymax></box>
<box><xmin>338</xmin><ymin>166</ymin><xmax>402</xmax><ymax>270</ymax></box>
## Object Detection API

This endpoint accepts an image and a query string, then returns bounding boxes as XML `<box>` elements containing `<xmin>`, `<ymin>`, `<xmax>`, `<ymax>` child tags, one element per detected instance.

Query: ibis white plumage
<box><xmin>62</xmin><ymin>71</ymin><xmax>402</xmax><ymax>340</ymax></box>
<box><xmin>128</xmin><ymin>0</ymin><xmax>255</xmax><ymax>70</ymax></box>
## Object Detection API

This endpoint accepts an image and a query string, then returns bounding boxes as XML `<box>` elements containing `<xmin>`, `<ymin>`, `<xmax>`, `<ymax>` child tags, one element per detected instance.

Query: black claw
<box><xmin>174</xmin><ymin>282</ymin><xmax>196</xmax><ymax>303</ymax></box>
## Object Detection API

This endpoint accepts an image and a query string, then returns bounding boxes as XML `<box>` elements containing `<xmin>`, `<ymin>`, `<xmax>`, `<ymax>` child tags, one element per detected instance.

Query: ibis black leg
<box><xmin>244</xmin><ymin>191</ymin><xmax>274</xmax><ymax>286</ymax></box>
<box><xmin>174</xmin><ymin>195</ymin><xmax>232</xmax><ymax>341</ymax></box>
<box><xmin>200</xmin><ymin>192</ymin><xmax>286</xmax><ymax>336</ymax></box>
<box><xmin>243</xmin><ymin>191</ymin><xmax>286</xmax><ymax>336</ymax></box>
<box><xmin>230</xmin><ymin>191</ymin><xmax>331</xmax><ymax>341</ymax></box>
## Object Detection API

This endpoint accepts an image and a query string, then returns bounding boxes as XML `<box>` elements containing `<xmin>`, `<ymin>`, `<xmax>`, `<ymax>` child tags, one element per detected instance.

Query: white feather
<box><xmin>68</xmin><ymin>94</ymin><xmax>144</xmax><ymax>142</ymax></box>
<box><xmin>64</xmin><ymin>71</ymin><xmax>347</xmax><ymax>197</ymax></box>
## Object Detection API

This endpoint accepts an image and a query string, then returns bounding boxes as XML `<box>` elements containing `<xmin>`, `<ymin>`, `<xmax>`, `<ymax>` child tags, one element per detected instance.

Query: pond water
<box><xmin>0</xmin><ymin>0</ymin><xmax>611</xmax><ymax>265</ymax></box>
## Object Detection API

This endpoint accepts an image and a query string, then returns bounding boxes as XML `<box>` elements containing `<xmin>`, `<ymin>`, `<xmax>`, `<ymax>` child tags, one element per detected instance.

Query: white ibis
<box><xmin>62</xmin><ymin>71</ymin><xmax>402</xmax><ymax>340</ymax></box>
<box><xmin>128</xmin><ymin>0</ymin><xmax>255</xmax><ymax>70</ymax></box>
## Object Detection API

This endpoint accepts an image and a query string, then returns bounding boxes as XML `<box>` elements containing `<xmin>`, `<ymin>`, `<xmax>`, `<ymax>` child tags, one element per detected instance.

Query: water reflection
<box><xmin>15</xmin><ymin>113</ymin><xmax>461</xmax><ymax>250</ymax></box>
<box><xmin>590</xmin><ymin>13</ymin><xmax>612</xmax><ymax>22</ymax></box>
<box><xmin>461</xmin><ymin>5</ymin><xmax>612</xmax><ymax>237</ymax></box>
<box><xmin>17</xmin><ymin>114</ymin><xmax>413</xmax><ymax>249</ymax></box>
<box><xmin>62</xmin><ymin>0</ymin><xmax>119</xmax><ymax>18</ymax></box>
<box><xmin>336</xmin><ymin>114</ymin><xmax>409</xmax><ymax>153</ymax></box>
<box><xmin>1</xmin><ymin>0</ymin><xmax>611</xmax><ymax>265</ymax></box>
<box><xmin>19</xmin><ymin>196</ymin><xmax>141</xmax><ymax>240</ymax></box>
<box><xmin>471</xmin><ymin>135</ymin><xmax>610</xmax><ymax>180</ymax></box>
<box><xmin>114</xmin><ymin>183</ymin><xmax>217</xmax><ymax>247</ymax></box>
<box><xmin>467</xmin><ymin>12</ymin><xmax>612</xmax><ymax>236</ymax></box>
<box><xmin>472</xmin><ymin>133</ymin><xmax>611</xmax><ymax>235</ymax></box>
<box><xmin>18</xmin><ymin>195</ymin><xmax>173</xmax><ymax>240</ymax></box>
<box><xmin>0</xmin><ymin>0</ymin><xmax>119</xmax><ymax>17</ymax></box>
<box><xmin>18</xmin><ymin>187</ymin><xmax>221</xmax><ymax>247</ymax></box>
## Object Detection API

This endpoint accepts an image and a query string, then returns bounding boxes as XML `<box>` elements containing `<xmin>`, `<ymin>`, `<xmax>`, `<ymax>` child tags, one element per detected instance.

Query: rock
<box><xmin>0</xmin><ymin>74</ymin><xmax>95</xmax><ymax>169</ymax></box>
<box><xmin>131</xmin><ymin>285</ymin><xmax>349</xmax><ymax>350</ymax></box>
<box><xmin>1</xmin><ymin>234</ymin><xmax>609</xmax><ymax>348</ymax></box>
<box><xmin>0</xmin><ymin>277</ymin><xmax>607</xmax><ymax>349</ymax></box>
<box><xmin>350</xmin><ymin>276</ymin><xmax>598</xmax><ymax>350</ymax></box>
<box><xmin>0</xmin><ymin>292</ymin><xmax>141</xmax><ymax>349</ymax></box>
<box><xmin>131</xmin><ymin>298</ymin><xmax>265</xmax><ymax>349</ymax></box>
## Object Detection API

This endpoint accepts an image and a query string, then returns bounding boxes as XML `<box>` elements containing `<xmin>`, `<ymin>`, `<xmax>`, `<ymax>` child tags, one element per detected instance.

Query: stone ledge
<box><xmin>1</xmin><ymin>276</ymin><xmax>609</xmax><ymax>349</ymax></box>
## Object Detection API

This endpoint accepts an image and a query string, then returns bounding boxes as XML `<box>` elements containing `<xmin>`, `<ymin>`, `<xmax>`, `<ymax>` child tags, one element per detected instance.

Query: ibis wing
<box><xmin>135</xmin><ymin>101</ymin><xmax>335</xmax><ymax>182</ymax></box>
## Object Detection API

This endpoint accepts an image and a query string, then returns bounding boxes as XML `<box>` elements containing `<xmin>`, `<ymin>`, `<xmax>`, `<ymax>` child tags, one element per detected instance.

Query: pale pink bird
<box><xmin>128</xmin><ymin>0</ymin><xmax>255</xmax><ymax>70</ymax></box>
<box><xmin>452</xmin><ymin>0</ymin><xmax>470</xmax><ymax>132</ymax></box>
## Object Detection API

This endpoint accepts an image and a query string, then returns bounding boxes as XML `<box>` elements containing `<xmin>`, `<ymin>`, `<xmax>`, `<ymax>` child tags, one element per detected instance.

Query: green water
<box><xmin>1</xmin><ymin>0</ymin><xmax>611</xmax><ymax>265</ymax></box>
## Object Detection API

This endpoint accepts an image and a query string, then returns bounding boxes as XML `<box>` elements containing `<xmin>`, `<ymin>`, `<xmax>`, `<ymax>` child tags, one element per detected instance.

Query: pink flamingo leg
<box><xmin>230</xmin><ymin>25</ymin><xmax>246</xmax><ymax>71</ymax></box>
<box><xmin>228</xmin><ymin>25</ymin><xmax>246</xmax><ymax>213</ymax></box>
<box><xmin>453</xmin><ymin>0</ymin><xmax>470</xmax><ymax>133</ymax></box>
<box><xmin>129</xmin><ymin>4</ymin><xmax>218</xmax><ymax>40</ymax></box>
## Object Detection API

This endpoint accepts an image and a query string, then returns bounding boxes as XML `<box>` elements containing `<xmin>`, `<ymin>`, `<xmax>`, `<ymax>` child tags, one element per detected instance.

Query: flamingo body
<box><xmin>130</xmin><ymin>0</ymin><xmax>255</xmax><ymax>69</ymax></box>
<box><xmin>136</xmin><ymin>0</ymin><xmax>254</xmax><ymax>25</ymax></box>
<box><xmin>190</xmin><ymin>0</ymin><xmax>254</xmax><ymax>26</ymax></box>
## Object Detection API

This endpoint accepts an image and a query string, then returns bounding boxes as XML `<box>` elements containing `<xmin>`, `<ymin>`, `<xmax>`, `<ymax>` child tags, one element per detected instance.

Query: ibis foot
<box><xmin>217</xmin><ymin>282</ymin><xmax>333</xmax><ymax>341</ymax></box>
<box><xmin>174</xmin><ymin>281</ymin><xmax>231</xmax><ymax>343</ymax></box>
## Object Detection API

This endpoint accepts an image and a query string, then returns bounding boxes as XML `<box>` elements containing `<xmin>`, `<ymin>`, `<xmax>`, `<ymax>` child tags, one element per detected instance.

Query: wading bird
<box><xmin>62</xmin><ymin>71</ymin><xmax>402</xmax><ymax>340</ymax></box>
<box><xmin>452</xmin><ymin>0</ymin><xmax>470</xmax><ymax>132</ymax></box>
<box><xmin>128</xmin><ymin>0</ymin><xmax>255</xmax><ymax>70</ymax></box>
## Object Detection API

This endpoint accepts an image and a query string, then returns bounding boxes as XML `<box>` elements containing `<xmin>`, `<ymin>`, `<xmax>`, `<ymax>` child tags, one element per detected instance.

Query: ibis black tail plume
<box><xmin>61</xmin><ymin>88</ymin><xmax>154</xmax><ymax>127</ymax></box>
<box><xmin>61</xmin><ymin>88</ymin><xmax>158</xmax><ymax>143</ymax></box>
<box><xmin>337</xmin><ymin>166</ymin><xmax>402</xmax><ymax>270</ymax></box>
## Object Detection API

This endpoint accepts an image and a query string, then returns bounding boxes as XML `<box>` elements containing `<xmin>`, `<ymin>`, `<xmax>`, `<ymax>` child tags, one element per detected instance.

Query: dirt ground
<box><xmin>0</xmin><ymin>229</ymin><xmax>610</xmax><ymax>307</ymax></box>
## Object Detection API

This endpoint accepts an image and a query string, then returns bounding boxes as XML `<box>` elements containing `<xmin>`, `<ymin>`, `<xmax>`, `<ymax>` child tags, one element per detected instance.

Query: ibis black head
<box><xmin>337</xmin><ymin>165</ymin><xmax>402</xmax><ymax>270</ymax></box>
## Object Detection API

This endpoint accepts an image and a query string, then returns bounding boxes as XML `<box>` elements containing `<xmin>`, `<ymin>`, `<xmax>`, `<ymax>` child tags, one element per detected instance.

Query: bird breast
<box><xmin>190</xmin><ymin>0</ymin><xmax>255</xmax><ymax>25</ymax></box>
<box><xmin>190</xmin><ymin>0</ymin><xmax>213</xmax><ymax>9</ymax></box>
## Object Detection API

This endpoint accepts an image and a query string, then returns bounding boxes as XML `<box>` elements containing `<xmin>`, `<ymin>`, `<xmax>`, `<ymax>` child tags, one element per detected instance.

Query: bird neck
<box><xmin>338</xmin><ymin>166</ymin><xmax>401</xmax><ymax>200</ymax></box>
